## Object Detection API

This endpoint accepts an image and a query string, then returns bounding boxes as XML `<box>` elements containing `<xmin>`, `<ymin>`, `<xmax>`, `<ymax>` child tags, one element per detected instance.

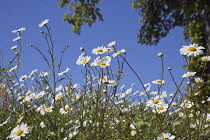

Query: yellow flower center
<box><xmin>188</xmin><ymin>47</ymin><xmax>197</xmax><ymax>51</ymax></box>
<box><xmin>163</xmin><ymin>138</ymin><xmax>169</xmax><ymax>140</ymax></box>
<box><xmin>103</xmin><ymin>81</ymin><xmax>110</xmax><ymax>84</ymax></box>
<box><xmin>152</xmin><ymin>100</ymin><xmax>159</xmax><ymax>104</ymax></box>
<box><xmin>38</xmin><ymin>94</ymin><xmax>43</xmax><ymax>97</ymax></box>
<box><xmin>96</xmin><ymin>49</ymin><xmax>103</xmax><ymax>52</ymax></box>
<box><xmin>82</xmin><ymin>61</ymin><xmax>88</xmax><ymax>64</ymax></box>
<box><xmin>99</xmin><ymin>62</ymin><xmax>106</xmax><ymax>65</ymax></box>
<box><xmin>16</xmin><ymin>130</ymin><xmax>24</xmax><ymax>136</ymax></box>
<box><xmin>116</xmin><ymin>51</ymin><xmax>121</xmax><ymax>54</ymax></box>
<box><xmin>158</xmin><ymin>106</ymin><xmax>164</xmax><ymax>110</ymax></box>
<box><xmin>185</xmin><ymin>103</ymin><xmax>189</xmax><ymax>107</ymax></box>
<box><xmin>156</xmin><ymin>80</ymin><xmax>162</xmax><ymax>83</ymax></box>
<box><xmin>64</xmin><ymin>107</ymin><xmax>69</xmax><ymax>111</ymax></box>
<box><xmin>57</xmin><ymin>95</ymin><xmax>62</xmax><ymax>98</ymax></box>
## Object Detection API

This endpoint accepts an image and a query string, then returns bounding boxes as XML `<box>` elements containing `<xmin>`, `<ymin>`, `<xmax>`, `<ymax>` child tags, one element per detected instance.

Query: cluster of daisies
<box><xmin>76</xmin><ymin>41</ymin><xmax>126</xmax><ymax>68</ymax></box>
<box><xmin>2</xmin><ymin>19</ymin><xmax>210</xmax><ymax>140</ymax></box>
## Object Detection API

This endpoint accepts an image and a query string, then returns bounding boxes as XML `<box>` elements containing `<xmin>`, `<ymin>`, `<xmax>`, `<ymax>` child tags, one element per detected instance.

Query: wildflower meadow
<box><xmin>1</xmin><ymin>19</ymin><xmax>210</xmax><ymax>140</ymax></box>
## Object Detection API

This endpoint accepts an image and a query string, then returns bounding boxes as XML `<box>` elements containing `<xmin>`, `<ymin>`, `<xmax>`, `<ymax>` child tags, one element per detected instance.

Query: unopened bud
<box><xmin>158</xmin><ymin>52</ymin><xmax>163</xmax><ymax>57</ymax></box>
<box><xmin>80</xmin><ymin>47</ymin><xmax>84</xmax><ymax>51</ymax></box>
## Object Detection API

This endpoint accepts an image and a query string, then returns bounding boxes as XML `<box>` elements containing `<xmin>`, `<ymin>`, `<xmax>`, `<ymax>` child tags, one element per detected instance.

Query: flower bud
<box><xmin>158</xmin><ymin>52</ymin><xmax>163</xmax><ymax>57</ymax></box>
<box><xmin>80</xmin><ymin>47</ymin><xmax>84</xmax><ymax>51</ymax></box>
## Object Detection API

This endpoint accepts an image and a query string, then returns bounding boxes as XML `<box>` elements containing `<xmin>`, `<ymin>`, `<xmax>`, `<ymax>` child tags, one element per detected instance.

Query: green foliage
<box><xmin>58</xmin><ymin>0</ymin><xmax>103</xmax><ymax>34</ymax></box>
<box><xmin>132</xmin><ymin>0</ymin><xmax>206</xmax><ymax>46</ymax></box>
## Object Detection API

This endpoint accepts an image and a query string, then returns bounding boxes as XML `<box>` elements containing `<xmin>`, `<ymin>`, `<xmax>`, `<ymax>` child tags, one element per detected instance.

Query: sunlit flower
<box><xmin>12</xmin><ymin>27</ymin><xmax>26</xmax><ymax>33</ymax></box>
<box><xmin>152</xmin><ymin>79</ymin><xmax>165</xmax><ymax>85</ymax></box>
<box><xmin>8</xmin><ymin>123</ymin><xmax>30</xmax><ymax>140</ymax></box>
<box><xmin>107</xmin><ymin>41</ymin><xmax>116</xmax><ymax>47</ymax></box>
<box><xmin>40</xmin><ymin>122</ymin><xmax>46</xmax><ymax>128</ymax></box>
<box><xmin>195</xmin><ymin>77</ymin><xmax>202</xmax><ymax>83</ymax></box>
<box><xmin>28</xmin><ymin>69</ymin><xmax>38</xmax><ymax>78</ymax></box>
<box><xmin>55</xmin><ymin>92</ymin><xmax>63</xmax><ymax>101</ymax></box>
<box><xmin>19</xmin><ymin>75</ymin><xmax>28</xmax><ymax>82</ymax></box>
<box><xmin>160</xmin><ymin>91</ymin><xmax>167</xmax><ymax>98</ymax></box>
<box><xmin>76</xmin><ymin>55</ymin><xmax>91</xmax><ymax>66</ymax></box>
<box><xmin>9</xmin><ymin>65</ymin><xmax>18</xmax><ymax>72</ymax></box>
<box><xmin>179</xmin><ymin>112</ymin><xmax>184</xmax><ymax>117</ymax></box>
<box><xmin>157</xmin><ymin>132</ymin><xmax>175</xmax><ymax>140</ymax></box>
<box><xmin>190</xmin><ymin>124</ymin><xmax>196</xmax><ymax>128</ymax></box>
<box><xmin>125</xmin><ymin>88</ymin><xmax>132</xmax><ymax>94</ymax></box>
<box><xmin>36</xmin><ymin>91</ymin><xmax>46</xmax><ymax>99</ymax></box>
<box><xmin>181</xmin><ymin>100</ymin><xmax>194</xmax><ymax>108</ymax></box>
<box><xmin>146</xmin><ymin>96</ymin><xmax>164</xmax><ymax>108</ymax></box>
<box><xmin>91</xmin><ymin>56</ymin><xmax>111</xmax><ymax>68</ymax></box>
<box><xmin>119</xmin><ymin>92</ymin><xmax>126</xmax><ymax>98</ymax></box>
<box><xmin>58</xmin><ymin>67</ymin><xmax>70</xmax><ymax>76</ymax></box>
<box><xmin>201</xmin><ymin>56</ymin><xmax>210</xmax><ymax>62</ymax></box>
<box><xmin>45</xmin><ymin>107</ymin><xmax>53</xmax><ymax>113</ymax></box>
<box><xmin>68</xmin><ymin>131</ymin><xmax>78</xmax><ymax>139</ymax></box>
<box><xmin>182</xmin><ymin>72</ymin><xmax>196</xmax><ymax>78</ymax></box>
<box><xmin>92</xmin><ymin>46</ymin><xmax>107</xmax><ymax>55</ymax></box>
<box><xmin>11</xmin><ymin>45</ymin><xmax>17</xmax><ymax>50</ymax></box>
<box><xmin>13</xmin><ymin>36</ymin><xmax>21</xmax><ymax>41</ymax></box>
<box><xmin>38</xmin><ymin>19</ymin><xmax>49</xmax><ymax>27</ymax></box>
<box><xmin>60</xmin><ymin>105</ymin><xmax>70</xmax><ymax>114</ymax></box>
<box><xmin>153</xmin><ymin>103</ymin><xmax>169</xmax><ymax>114</ymax></box>
<box><xmin>112</xmin><ymin>49</ymin><xmax>126</xmax><ymax>57</ymax></box>
<box><xmin>180</xmin><ymin>43</ymin><xmax>205</xmax><ymax>57</ymax></box>
<box><xmin>157</xmin><ymin>52</ymin><xmax>163</xmax><ymax>57</ymax></box>
<box><xmin>39</xmin><ymin>71</ymin><xmax>49</xmax><ymax>77</ymax></box>
<box><xmin>150</xmin><ymin>91</ymin><xmax>158</xmax><ymax>95</ymax></box>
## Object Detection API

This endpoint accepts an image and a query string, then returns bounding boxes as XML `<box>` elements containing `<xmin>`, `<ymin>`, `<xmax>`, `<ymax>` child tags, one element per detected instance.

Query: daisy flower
<box><xmin>157</xmin><ymin>132</ymin><xmax>175</xmax><ymax>140</ymax></box>
<box><xmin>11</xmin><ymin>45</ymin><xmax>17</xmax><ymax>50</ymax></box>
<box><xmin>19</xmin><ymin>75</ymin><xmax>28</xmax><ymax>82</ymax></box>
<box><xmin>182</xmin><ymin>72</ymin><xmax>196</xmax><ymax>78</ymax></box>
<box><xmin>195</xmin><ymin>77</ymin><xmax>202</xmax><ymax>83</ymax></box>
<box><xmin>180</xmin><ymin>43</ymin><xmax>205</xmax><ymax>57</ymax></box>
<box><xmin>58</xmin><ymin>67</ymin><xmax>70</xmax><ymax>76</ymax></box>
<box><xmin>8</xmin><ymin>123</ymin><xmax>30</xmax><ymax>140</ymax></box>
<box><xmin>201</xmin><ymin>56</ymin><xmax>210</xmax><ymax>62</ymax></box>
<box><xmin>40</xmin><ymin>122</ymin><xmax>46</xmax><ymax>128</ymax></box>
<box><xmin>146</xmin><ymin>96</ymin><xmax>164</xmax><ymax>108</ymax></box>
<box><xmin>181</xmin><ymin>100</ymin><xmax>194</xmax><ymax>108</ymax></box>
<box><xmin>39</xmin><ymin>71</ymin><xmax>49</xmax><ymax>77</ymax></box>
<box><xmin>99</xmin><ymin>76</ymin><xmax>118</xmax><ymax>86</ymax></box>
<box><xmin>76</xmin><ymin>55</ymin><xmax>91</xmax><ymax>66</ymax></box>
<box><xmin>92</xmin><ymin>46</ymin><xmax>107</xmax><ymax>55</ymax></box>
<box><xmin>126</xmin><ymin>88</ymin><xmax>132</xmax><ymax>94</ymax></box>
<box><xmin>9</xmin><ymin>65</ymin><xmax>18</xmax><ymax>72</ymax></box>
<box><xmin>38</xmin><ymin>19</ymin><xmax>49</xmax><ymax>27</ymax></box>
<box><xmin>153</xmin><ymin>103</ymin><xmax>169</xmax><ymax>114</ymax></box>
<box><xmin>91</xmin><ymin>56</ymin><xmax>111</xmax><ymax>68</ymax></box>
<box><xmin>13</xmin><ymin>36</ymin><xmax>21</xmax><ymax>42</ymax></box>
<box><xmin>55</xmin><ymin>92</ymin><xmax>63</xmax><ymax>101</ymax></box>
<box><xmin>107</xmin><ymin>41</ymin><xmax>116</xmax><ymax>47</ymax></box>
<box><xmin>35</xmin><ymin>91</ymin><xmax>46</xmax><ymax>99</ymax></box>
<box><xmin>12</xmin><ymin>27</ymin><xmax>26</xmax><ymax>33</ymax></box>
<box><xmin>152</xmin><ymin>79</ymin><xmax>165</xmax><ymax>85</ymax></box>
<box><xmin>28</xmin><ymin>69</ymin><xmax>38</xmax><ymax>78</ymax></box>
<box><xmin>112</xmin><ymin>49</ymin><xmax>126</xmax><ymax>57</ymax></box>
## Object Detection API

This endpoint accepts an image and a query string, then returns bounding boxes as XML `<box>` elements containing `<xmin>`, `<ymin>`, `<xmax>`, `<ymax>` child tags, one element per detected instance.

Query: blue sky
<box><xmin>0</xmin><ymin>0</ymin><xmax>188</xmax><ymax>94</ymax></box>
